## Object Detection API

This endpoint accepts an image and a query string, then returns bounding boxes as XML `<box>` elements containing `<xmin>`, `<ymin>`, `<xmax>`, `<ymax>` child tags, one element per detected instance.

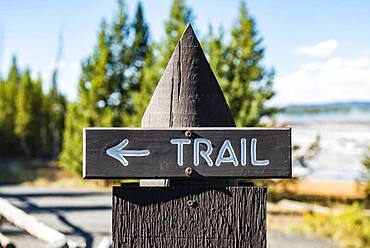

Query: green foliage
<box><xmin>15</xmin><ymin>70</ymin><xmax>38</xmax><ymax>156</ymax></box>
<box><xmin>161</xmin><ymin>0</ymin><xmax>193</xmax><ymax>68</ymax></box>
<box><xmin>130</xmin><ymin>0</ymin><xmax>193</xmax><ymax>126</ymax></box>
<box><xmin>203</xmin><ymin>25</ymin><xmax>229</xmax><ymax>101</ymax></box>
<box><xmin>30</xmin><ymin>76</ymin><xmax>44</xmax><ymax>153</ymax></box>
<box><xmin>0</xmin><ymin>55</ymin><xmax>66</xmax><ymax>159</ymax></box>
<box><xmin>61</xmin><ymin>20</ymin><xmax>114</xmax><ymax>175</ymax></box>
<box><xmin>78</xmin><ymin>19</ymin><xmax>113</xmax><ymax>126</ymax></box>
<box><xmin>60</xmin><ymin>0</ymin><xmax>150</xmax><ymax>175</ymax></box>
<box><xmin>60</xmin><ymin>0</ymin><xmax>279</xmax><ymax>176</ymax></box>
<box><xmin>0</xmin><ymin>56</ymin><xmax>20</xmax><ymax>155</ymax></box>
<box><xmin>204</xmin><ymin>26</ymin><xmax>227</xmax><ymax>78</ymax></box>
<box><xmin>304</xmin><ymin>203</ymin><xmax>370</xmax><ymax>248</ymax></box>
<box><xmin>205</xmin><ymin>2</ymin><xmax>276</xmax><ymax>126</ymax></box>
<box><xmin>41</xmin><ymin>65</ymin><xmax>67</xmax><ymax>158</ymax></box>
<box><xmin>77</xmin><ymin>0</ymin><xmax>149</xmax><ymax>127</ymax></box>
<box><xmin>14</xmin><ymin>70</ymin><xmax>49</xmax><ymax>157</ymax></box>
<box><xmin>59</xmin><ymin>103</ymin><xmax>87</xmax><ymax>176</ymax></box>
<box><xmin>125</xmin><ymin>1</ymin><xmax>155</xmax><ymax>126</ymax></box>
<box><xmin>131</xmin><ymin>46</ymin><xmax>160</xmax><ymax>126</ymax></box>
<box><xmin>131</xmin><ymin>2</ymin><xmax>150</xmax><ymax>86</ymax></box>
<box><xmin>1</xmin><ymin>0</ymin><xmax>279</xmax><ymax>178</ymax></box>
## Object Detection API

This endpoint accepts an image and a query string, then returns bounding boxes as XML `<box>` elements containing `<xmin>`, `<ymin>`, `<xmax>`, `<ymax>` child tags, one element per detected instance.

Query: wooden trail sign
<box><xmin>84</xmin><ymin>127</ymin><xmax>291</xmax><ymax>179</ymax></box>
<box><xmin>85</xmin><ymin>23</ymin><xmax>292</xmax><ymax>247</ymax></box>
<box><xmin>83</xmin><ymin>24</ymin><xmax>292</xmax><ymax>181</ymax></box>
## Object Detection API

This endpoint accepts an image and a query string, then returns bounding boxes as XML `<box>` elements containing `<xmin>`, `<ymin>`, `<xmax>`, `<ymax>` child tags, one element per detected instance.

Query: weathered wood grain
<box><xmin>112</xmin><ymin>186</ymin><xmax>267</xmax><ymax>248</ymax></box>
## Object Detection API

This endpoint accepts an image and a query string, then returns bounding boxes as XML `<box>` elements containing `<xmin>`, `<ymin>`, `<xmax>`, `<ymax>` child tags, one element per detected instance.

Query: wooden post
<box><xmin>112</xmin><ymin>24</ymin><xmax>267</xmax><ymax>247</ymax></box>
<box><xmin>140</xmin><ymin>23</ymin><xmax>236</xmax><ymax>187</ymax></box>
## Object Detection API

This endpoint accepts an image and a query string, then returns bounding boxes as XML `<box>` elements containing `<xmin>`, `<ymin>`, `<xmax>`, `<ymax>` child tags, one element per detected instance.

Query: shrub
<box><xmin>304</xmin><ymin>202</ymin><xmax>370</xmax><ymax>248</ymax></box>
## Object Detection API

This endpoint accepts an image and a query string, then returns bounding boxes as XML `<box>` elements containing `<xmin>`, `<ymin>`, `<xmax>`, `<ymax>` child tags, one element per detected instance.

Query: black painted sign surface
<box><xmin>83</xmin><ymin>128</ymin><xmax>291</xmax><ymax>179</ymax></box>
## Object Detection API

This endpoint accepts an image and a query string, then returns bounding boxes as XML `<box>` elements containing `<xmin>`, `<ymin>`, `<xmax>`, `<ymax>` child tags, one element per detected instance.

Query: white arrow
<box><xmin>106</xmin><ymin>139</ymin><xmax>150</xmax><ymax>166</ymax></box>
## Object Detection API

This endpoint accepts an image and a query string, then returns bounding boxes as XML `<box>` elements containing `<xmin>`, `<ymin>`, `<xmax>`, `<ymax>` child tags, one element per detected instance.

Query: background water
<box><xmin>276</xmin><ymin>110</ymin><xmax>370</xmax><ymax>181</ymax></box>
<box><xmin>277</xmin><ymin>109</ymin><xmax>370</xmax><ymax>122</ymax></box>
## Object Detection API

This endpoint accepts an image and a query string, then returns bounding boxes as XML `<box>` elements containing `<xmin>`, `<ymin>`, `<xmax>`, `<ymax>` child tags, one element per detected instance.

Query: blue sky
<box><xmin>0</xmin><ymin>0</ymin><xmax>369</xmax><ymax>105</ymax></box>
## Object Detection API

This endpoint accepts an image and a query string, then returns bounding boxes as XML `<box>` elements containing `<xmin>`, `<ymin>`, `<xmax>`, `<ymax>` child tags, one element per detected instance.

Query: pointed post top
<box><xmin>185</xmin><ymin>22</ymin><xmax>193</xmax><ymax>29</ymax></box>
<box><xmin>142</xmin><ymin>24</ymin><xmax>235</xmax><ymax>128</ymax></box>
<box><xmin>182</xmin><ymin>23</ymin><xmax>195</xmax><ymax>37</ymax></box>
<box><xmin>178</xmin><ymin>23</ymin><xmax>200</xmax><ymax>48</ymax></box>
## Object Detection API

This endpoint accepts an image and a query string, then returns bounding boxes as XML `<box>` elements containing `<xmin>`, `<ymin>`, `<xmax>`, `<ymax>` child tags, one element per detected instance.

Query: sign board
<box><xmin>83</xmin><ymin>127</ymin><xmax>291</xmax><ymax>179</ymax></box>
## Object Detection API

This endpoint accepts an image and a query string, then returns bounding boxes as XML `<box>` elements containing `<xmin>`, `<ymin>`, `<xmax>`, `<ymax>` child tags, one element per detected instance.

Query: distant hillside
<box><xmin>282</xmin><ymin>101</ymin><xmax>370</xmax><ymax>114</ymax></box>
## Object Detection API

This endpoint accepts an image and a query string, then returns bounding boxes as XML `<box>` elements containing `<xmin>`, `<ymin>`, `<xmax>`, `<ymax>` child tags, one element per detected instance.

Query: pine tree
<box><xmin>207</xmin><ymin>2</ymin><xmax>276</xmax><ymax>127</ymax></box>
<box><xmin>14</xmin><ymin>69</ymin><xmax>35</xmax><ymax>156</ymax></box>
<box><xmin>130</xmin><ymin>0</ymin><xmax>193</xmax><ymax>126</ymax></box>
<box><xmin>106</xmin><ymin>0</ymin><xmax>151</xmax><ymax>126</ymax></box>
<box><xmin>228</xmin><ymin>2</ymin><xmax>275</xmax><ymax>126</ymax></box>
<box><xmin>60</xmin><ymin>22</ymin><xmax>111</xmax><ymax>171</ymax></box>
<box><xmin>130</xmin><ymin>2</ymin><xmax>155</xmax><ymax>126</ymax></box>
<box><xmin>107</xmin><ymin>0</ymin><xmax>130</xmax><ymax>125</ymax></box>
<box><xmin>79</xmin><ymin>19</ymin><xmax>115</xmax><ymax>127</ymax></box>
<box><xmin>30</xmin><ymin>76</ymin><xmax>44</xmax><ymax>155</ymax></box>
<box><xmin>44</xmin><ymin>67</ymin><xmax>67</xmax><ymax>158</ymax></box>
<box><xmin>204</xmin><ymin>25</ymin><xmax>229</xmax><ymax>92</ymax></box>
<box><xmin>130</xmin><ymin>2</ymin><xmax>149</xmax><ymax>86</ymax></box>
<box><xmin>60</xmin><ymin>0</ymin><xmax>151</xmax><ymax>175</ymax></box>
<box><xmin>14</xmin><ymin>69</ymin><xmax>47</xmax><ymax>157</ymax></box>
<box><xmin>59</xmin><ymin>103</ymin><xmax>87</xmax><ymax>176</ymax></box>
<box><xmin>131</xmin><ymin>46</ymin><xmax>159</xmax><ymax>126</ymax></box>
<box><xmin>0</xmin><ymin>56</ymin><xmax>20</xmax><ymax>155</ymax></box>
<box><xmin>0</xmin><ymin>77</ymin><xmax>9</xmax><ymax>155</ymax></box>
<box><xmin>131</xmin><ymin>0</ymin><xmax>194</xmax><ymax>126</ymax></box>
<box><xmin>0</xmin><ymin>57</ymin><xmax>56</xmax><ymax>158</ymax></box>
<box><xmin>61</xmin><ymin>20</ymin><xmax>115</xmax><ymax>174</ymax></box>
<box><xmin>60</xmin><ymin>19</ymin><xmax>117</xmax><ymax>175</ymax></box>
<box><xmin>160</xmin><ymin>0</ymin><xmax>193</xmax><ymax>68</ymax></box>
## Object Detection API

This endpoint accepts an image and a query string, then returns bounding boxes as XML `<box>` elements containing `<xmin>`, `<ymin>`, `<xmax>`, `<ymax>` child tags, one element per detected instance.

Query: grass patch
<box><xmin>269</xmin><ymin>203</ymin><xmax>370</xmax><ymax>248</ymax></box>
<box><xmin>304</xmin><ymin>203</ymin><xmax>370</xmax><ymax>248</ymax></box>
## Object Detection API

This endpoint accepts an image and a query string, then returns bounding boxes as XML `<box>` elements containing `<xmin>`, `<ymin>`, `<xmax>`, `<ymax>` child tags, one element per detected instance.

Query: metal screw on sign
<box><xmin>184</xmin><ymin>167</ymin><xmax>193</xmax><ymax>176</ymax></box>
<box><xmin>184</xmin><ymin>130</ymin><xmax>192</xmax><ymax>138</ymax></box>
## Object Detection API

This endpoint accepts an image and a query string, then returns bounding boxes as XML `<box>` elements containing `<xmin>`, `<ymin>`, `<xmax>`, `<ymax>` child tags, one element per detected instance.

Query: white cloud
<box><xmin>271</xmin><ymin>57</ymin><xmax>370</xmax><ymax>105</ymax></box>
<box><xmin>301</xmin><ymin>61</ymin><xmax>321</xmax><ymax>72</ymax></box>
<box><xmin>296</xmin><ymin>39</ymin><xmax>339</xmax><ymax>57</ymax></box>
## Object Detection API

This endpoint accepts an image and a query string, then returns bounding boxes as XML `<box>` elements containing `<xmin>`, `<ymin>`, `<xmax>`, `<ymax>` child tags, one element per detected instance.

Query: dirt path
<box><xmin>0</xmin><ymin>185</ymin><xmax>338</xmax><ymax>248</ymax></box>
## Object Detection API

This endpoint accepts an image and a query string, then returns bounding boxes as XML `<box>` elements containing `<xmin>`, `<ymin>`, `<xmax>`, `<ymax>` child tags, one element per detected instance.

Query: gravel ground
<box><xmin>0</xmin><ymin>185</ymin><xmax>338</xmax><ymax>248</ymax></box>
